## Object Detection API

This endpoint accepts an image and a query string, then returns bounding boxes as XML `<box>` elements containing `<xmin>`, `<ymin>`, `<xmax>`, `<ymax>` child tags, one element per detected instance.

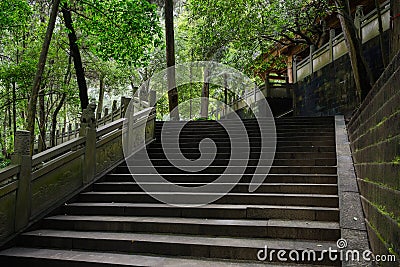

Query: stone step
<box><xmin>155</xmin><ymin>129</ymin><xmax>334</xmax><ymax>134</ymax></box>
<box><xmin>115</xmin><ymin>166</ymin><xmax>338</xmax><ymax>175</ymax></box>
<box><xmin>18</xmin><ymin>230</ymin><xmax>340</xmax><ymax>265</ymax></box>
<box><xmin>155</xmin><ymin>124</ymin><xmax>334</xmax><ymax>129</ymax></box>
<box><xmin>64</xmin><ymin>203</ymin><xmax>340</xmax><ymax>221</ymax></box>
<box><xmin>104</xmin><ymin>174</ymin><xmax>338</xmax><ymax>184</ymax></box>
<box><xmin>156</xmin><ymin>117</ymin><xmax>333</xmax><ymax>123</ymax></box>
<box><xmin>0</xmin><ymin>247</ymin><xmax>316</xmax><ymax>267</ymax></box>
<box><xmin>123</xmin><ymin>158</ymin><xmax>336</xmax><ymax>167</ymax></box>
<box><xmin>154</xmin><ymin>129</ymin><xmax>334</xmax><ymax>134</ymax></box>
<box><xmin>129</xmin><ymin>152</ymin><xmax>337</xmax><ymax>160</ymax></box>
<box><xmin>43</xmin><ymin>215</ymin><xmax>340</xmax><ymax>241</ymax></box>
<box><xmin>155</xmin><ymin>136</ymin><xmax>335</xmax><ymax>142</ymax></box>
<box><xmin>78</xmin><ymin>192</ymin><xmax>339</xmax><ymax>207</ymax></box>
<box><xmin>93</xmin><ymin>182</ymin><xmax>338</xmax><ymax>195</ymax></box>
<box><xmin>150</xmin><ymin>140</ymin><xmax>336</xmax><ymax>147</ymax></box>
<box><xmin>156</xmin><ymin>117</ymin><xmax>334</xmax><ymax>126</ymax></box>
<box><xmin>144</xmin><ymin>146</ymin><xmax>336</xmax><ymax>153</ymax></box>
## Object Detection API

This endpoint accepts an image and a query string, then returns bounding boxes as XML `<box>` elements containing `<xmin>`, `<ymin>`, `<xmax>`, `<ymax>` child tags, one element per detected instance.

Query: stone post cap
<box><xmin>81</xmin><ymin>102</ymin><xmax>97</xmax><ymax>129</ymax></box>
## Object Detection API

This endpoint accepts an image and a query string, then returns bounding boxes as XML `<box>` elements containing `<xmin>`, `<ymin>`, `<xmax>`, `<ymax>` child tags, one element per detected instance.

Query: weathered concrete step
<box><xmin>116</xmin><ymin>165</ymin><xmax>338</xmax><ymax>175</ymax></box>
<box><xmin>150</xmin><ymin>140</ymin><xmax>336</xmax><ymax>147</ymax></box>
<box><xmin>78</xmin><ymin>192</ymin><xmax>339</xmax><ymax>207</ymax></box>
<box><xmin>19</xmin><ymin>230</ymin><xmax>340</xmax><ymax>265</ymax></box>
<box><xmin>0</xmin><ymin>247</ymin><xmax>293</xmax><ymax>267</ymax></box>
<box><xmin>43</xmin><ymin>215</ymin><xmax>340</xmax><ymax>241</ymax></box>
<box><xmin>130</xmin><ymin>152</ymin><xmax>337</xmax><ymax>160</ymax></box>
<box><xmin>145</xmin><ymin>146</ymin><xmax>336</xmax><ymax>153</ymax></box>
<box><xmin>125</xmin><ymin>158</ymin><xmax>336</xmax><ymax>167</ymax></box>
<box><xmin>64</xmin><ymin>203</ymin><xmax>340</xmax><ymax>221</ymax></box>
<box><xmin>104</xmin><ymin>174</ymin><xmax>338</xmax><ymax>184</ymax></box>
<box><xmin>93</xmin><ymin>182</ymin><xmax>338</xmax><ymax>195</ymax></box>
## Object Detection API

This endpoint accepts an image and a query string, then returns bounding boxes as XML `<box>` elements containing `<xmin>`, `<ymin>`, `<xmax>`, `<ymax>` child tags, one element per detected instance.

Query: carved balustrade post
<box><xmin>80</xmin><ymin>102</ymin><xmax>97</xmax><ymax>184</ymax></box>
<box><xmin>12</xmin><ymin>130</ymin><xmax>32</xmax><ymax>231</ymax></box>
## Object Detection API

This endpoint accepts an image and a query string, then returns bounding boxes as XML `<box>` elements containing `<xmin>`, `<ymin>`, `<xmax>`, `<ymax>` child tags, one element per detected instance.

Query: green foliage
<box><xmin>0</xmin><ymin>0</ymin><xmax>32</xmax><ymax>31</ymax></box>
<box><xmin>74</xmin><ymin>0</ymin><xmax>162</xmax><ymax>66</ymax></box>
<box><xmin>182</xmin><ymin>0</ymin><xmax>333</xmax><ymax>76</ymax></box>
<box><xmin>0</xmin><ymin>158</ymin><xmax>11</xmax><ymax>169</ymax></box>
<box><xmin>393</xmin><ymin>156</ymin><xmax>400</xmax><ymax>165</ymax></box>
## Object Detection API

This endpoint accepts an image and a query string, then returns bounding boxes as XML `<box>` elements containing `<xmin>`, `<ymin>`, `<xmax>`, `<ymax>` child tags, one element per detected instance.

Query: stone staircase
<box><xmin>0</xmin><ymin>117</ymin><xmax>341</xmax><ymax>266</ymax></box>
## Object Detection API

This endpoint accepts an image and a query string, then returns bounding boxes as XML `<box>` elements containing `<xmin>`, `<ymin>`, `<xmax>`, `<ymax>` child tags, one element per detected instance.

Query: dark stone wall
<box><xmin>234</xmin><ymin>98</ymin><xmax>293</xmax><ymax>119</ymax></box>
<box><xmin>348</xmin><ymin>50</ymin><xmax>400</xmax><ymax>265</ymax></box>
<box><xmin>294</xmin><ymin>32</ymin><xmax>390</xmax><ymax>117</ymax></box>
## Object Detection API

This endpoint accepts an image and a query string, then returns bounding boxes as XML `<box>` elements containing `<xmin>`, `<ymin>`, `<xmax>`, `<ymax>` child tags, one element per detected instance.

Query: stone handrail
<box><xmin>0</xmin><ymin>96</ymin><xmax>156</xmax><ymax>246</ymax></box>
<box><xmin>211</xmin><ymin>84</ymin><xmax>292</xmax><ymax>119</ymax></box>
<box><xmin>35</xmin><ymin>96</ymin><xmax>147</xmax><ymax>151</ymax></box>
<box><xmin>293</xmin><ymin>1</ymin><xmax>391</xmax><ymax>82</ymax></box>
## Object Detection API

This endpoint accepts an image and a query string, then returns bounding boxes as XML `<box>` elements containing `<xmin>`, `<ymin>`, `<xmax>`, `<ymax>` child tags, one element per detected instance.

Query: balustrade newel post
<box><xmin>80</xmin><ymin>102</ymin><xmax>97</xmax><ymax>184</ymax></box>
<box><xmin>12</xmin><ymin>130</ymin><xmax>32</xmax><ymax>231</ymax></box>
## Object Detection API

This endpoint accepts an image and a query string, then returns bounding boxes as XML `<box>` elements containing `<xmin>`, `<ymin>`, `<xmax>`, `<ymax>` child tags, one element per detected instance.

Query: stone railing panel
<box><xmin>0</xmin><ymin>93</ymin><xmax>157</xmax><ymax>246</ymax></box>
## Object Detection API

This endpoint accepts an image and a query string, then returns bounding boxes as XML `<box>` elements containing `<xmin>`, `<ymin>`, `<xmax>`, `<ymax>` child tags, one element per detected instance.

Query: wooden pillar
<box><xmin>292</xmin><ymin>56</ymin><xmax>298</xmax><ymax>83</ymax></box>
<box><xmin>310</xmin><ymin>45</ymin><xmax>315</xmax><ymax>74</ymax></box>
<box><xmin>329</xmin><ymin>29</ymin><xmax>336</xmax><ymax>62</ymax></box>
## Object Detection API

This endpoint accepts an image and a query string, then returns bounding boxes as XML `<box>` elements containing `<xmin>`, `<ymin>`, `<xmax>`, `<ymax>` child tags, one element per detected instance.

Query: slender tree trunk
<box><xmin>12</xmin><ymin>48</ymin><xmax>19</xmax><ymax>139</ymax></box>
<box><xmin>224</xmin><ymin>73</ymin><xmax>228</xmax><ymax>105</ymax></box>
<box><xmin>62</xmin><ymin>4</ymin><xmax>89</xmax><ymax>110</ymax></box>
<box><xmin>200</xmin><ymin>68</ymin><xmax>210</xmax><ymax>119</ymax></box>
<box><xmin>27</xmin><ymin>0</ymin><xmax>61</xmax><ymax>155</ymax></box>
<box><xmin>97</xmin><ymin>75</ymin><xmax>105</xmax><ymax>120</ymax></box>
<box><xmin>391</xmin><ymin>0</ymin><xmax>400</xmax><ymax>58</ymax></box>
<box><xmin>38</xmin><ymin>86</ymin><xmax>46</xmax><ymax>152</ymax></box>
<box><xmin>12</xmin><ymin>82</ymin><xmax>16</xmax><ymax>136</ymax></box>
<box><xmin>2</xmin><ymin>112</ymin><xmax>7</xmax><ymax>158</ymax></box>
<box><xmin>375</xmin><ymin>0</ymin><xmax>387</xmax><ymax>67</ymax></box>
<box><xmin>51</xmin><ymin>55</ymin><xmax>71</xmax><ymax>147</ymax></box>
<box><xmin>51</xmin><ymin>94</ymin><xmax>66</xmax><ymax>147</ymax></box>
<box><xmin>335</xmin><ymin>0</ymin><xmax>374</xmax><ymax>101</ymax></box>
<box><xmin>165</xmin><ymin>0</ymin><xmax>180</xmax><ymax>120</ymax></box>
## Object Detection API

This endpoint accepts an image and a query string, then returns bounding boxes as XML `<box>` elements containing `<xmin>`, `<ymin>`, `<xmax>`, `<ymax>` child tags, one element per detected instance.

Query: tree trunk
<box><xmin>200</xmin><ymin>68</ymin><xmax>210</xmax><ymax>119</ymax></box>
<box><xmin>62</xmin><ymin>4</ymin><xmax>89</xmax><ymax>111</ymax></box>
<box><xmin>1</xmin><ymin>112</ymin><xmax>7</xmax><ymax>158</ymax></box>
<box><xmin>375</xmin><ymin>0</ymin><xmax>387</xmax><ymax>67</ymax></box>
<box><xmin>224</xmin><ymin>73</ymin><xmax>228</xmax><ymax>105</ymax></box>
<box><xmin>12</xmin><ymin>82</ymin><xmax>16</xmax><ymax>136</ymax></box>
<box><xmin>165</xmin><ymin>0</ymin><xmax>180</xmax><ymax>120</ymax></box>
<box><xmin>97</xmin><ymin>75</ymin><xmax>105</xmax><ymax>120</ymax></box>
<box><xmin>51</xmin><ymin>55</ymin><xmax>72</xmax><ymax>147</ymax></box>
<box><xmin>38</xmin><ymin>87</ymin><xmax>46</xmax><ymax>152</ymax></box>
<box><xmin>27</xmin><ymin>0</ymin><xmax>60</xmax><ymax>155</ymax></box>
<box><xmin>391</xmin><ymin>0</ymin><xmax>400</xmax><ymax>58</ymax></box>
<box><xmin>335</xmin><ymin>0</ymin><xmax>374</xmax><ymax>102</ymax></box>
<box><xmin>51</xmin><ymin>94</ymin><xmax>66</xmax><ymax>147</ymax></box>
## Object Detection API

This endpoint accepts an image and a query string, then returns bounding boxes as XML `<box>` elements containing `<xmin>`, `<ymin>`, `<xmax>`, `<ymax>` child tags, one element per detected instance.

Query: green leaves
<box><xmin>73</xmin><ymin>0</ymin><xmax>162</xmax><ymax>66</ymax></box>
<box><xmin>181</xmin><ymin>0</ymin><xmax>333</xmax><ymax>77</ymax></box>
<box><xmin>0</xmin><ymin>0</ymin><xmax>32</xmax><ymax>31</ymax></box>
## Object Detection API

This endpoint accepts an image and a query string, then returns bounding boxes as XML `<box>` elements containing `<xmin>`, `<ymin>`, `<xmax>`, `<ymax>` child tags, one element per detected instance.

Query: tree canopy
<box><xmin>0</xmin><ymin>0</ymin><xmax>382</xmax><ymax>162</ymax></box>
